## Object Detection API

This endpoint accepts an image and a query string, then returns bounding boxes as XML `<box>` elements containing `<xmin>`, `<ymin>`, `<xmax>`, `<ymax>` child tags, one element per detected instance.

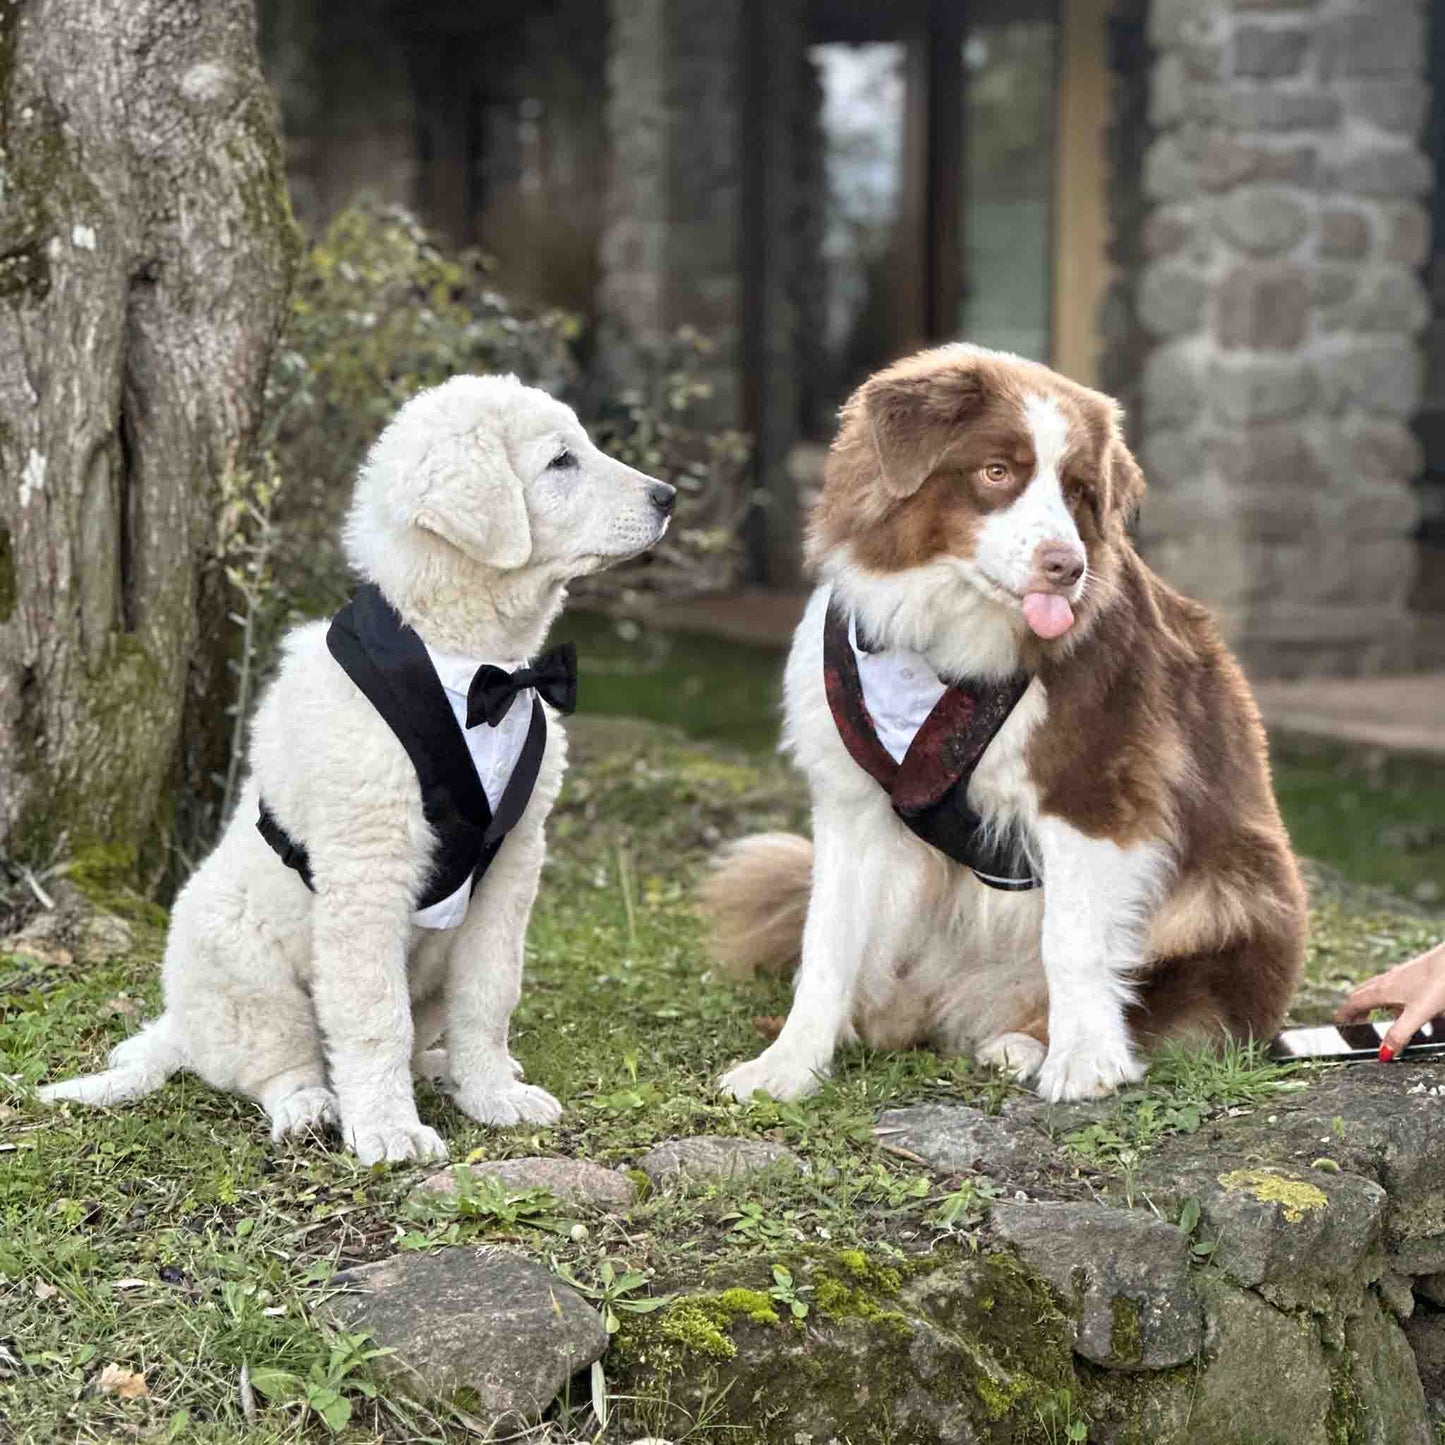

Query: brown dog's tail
<box><xmin>699</xmin><ymin>833</ymin><xmax>813</xmax><ymax>979</ymax></box>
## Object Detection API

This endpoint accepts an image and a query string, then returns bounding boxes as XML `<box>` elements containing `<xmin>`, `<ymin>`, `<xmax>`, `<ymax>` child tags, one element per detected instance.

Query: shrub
<box><xmin>257</xmin><ymin>199</ymin><xmax>750</xmax><ymax>620</ymax></box>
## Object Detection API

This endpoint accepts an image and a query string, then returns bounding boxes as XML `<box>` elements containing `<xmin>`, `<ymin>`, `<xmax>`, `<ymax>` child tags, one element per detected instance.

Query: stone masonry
<box><xmin>1133</xmin><ymin>0</ymin><xmax>1433</xmax><ymax>676</ymax></box>
<box><xmin>598</xmin><ymin>0</ymin><xmax>747</xmax><ymax>429</ymax></box>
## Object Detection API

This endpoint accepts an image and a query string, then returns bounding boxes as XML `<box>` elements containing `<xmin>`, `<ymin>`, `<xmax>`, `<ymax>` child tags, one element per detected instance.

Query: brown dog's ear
<box><xmin>856</xmin><ymin>366</ymin><xmax>985</xmax><ymax>498</ymax></box>
<box><xmin>1105</xmin><ymin>436</ymin><xmax>1146</xmax><ymax>522</ymax></box>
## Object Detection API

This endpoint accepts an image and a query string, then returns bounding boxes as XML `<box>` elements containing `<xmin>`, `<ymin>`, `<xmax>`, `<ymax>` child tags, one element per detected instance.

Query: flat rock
<box><xmin>415</xmin><ymin>1157</ymin><xmax>635</xmax><ymax>1211</ymax></box>
<box><xmin>1131</xmin><ymin>1064</ymin><xmax>1445</xmax><ymax>1257</ymax></box>
<box><xmin>1135</xmin><ymin>1149</ymin><xmax>1388</xmax><ymax>1311</ymax></box>
<box><xmin>327</xmin><ymin>1247</ymin><xmax>607</xmax><ymax>1419</ymax></box>
<box><xmin>614</xmin><ymin>1250</ymin><xmax>1078</xmax><ymax>1443</ymax></box>
<box><xmin>637</xmin><ymin>1136</ymin><xmax>801</xmax><ymax>1188</ymax></box>
<box><xmin>873</xmin><ymin>1102</ymin><xmax>1061</xmax><ymax>1185</ymax></box>
<box><xmin>990</xmin><ymin>1200</ymin><xmax>1203</xmax><ymax>1370</ymax></box>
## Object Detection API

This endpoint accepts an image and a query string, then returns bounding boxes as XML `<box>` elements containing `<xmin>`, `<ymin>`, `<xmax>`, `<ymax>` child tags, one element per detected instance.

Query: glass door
<box><xmin>959</xmin><ymin>6</ymin><xmax>1059</xmax><ymax>360</ymax></box>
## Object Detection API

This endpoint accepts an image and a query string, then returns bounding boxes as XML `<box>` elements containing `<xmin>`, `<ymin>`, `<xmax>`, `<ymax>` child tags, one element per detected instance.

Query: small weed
<box><xmin>403</xmin><ymin>1169</ymin><xmax>568</xmax><ymax>1238</ymax></box>
<box><xmin>930</xmin><ymin>1176</ymin><xmax>1002</xmax><ymax>1233</ymax></box>
<box><xmin>721</xmin><ymin>1199</ymin><xmax>807</xmax><ymax>1246</ymax></box>
<box><xmin>767</xmin><ymin>1263</ymin><xmax>810</xmax><ymax>1320</ymax></box>
<box><xmin>1035</xmin><ymin>1385</ymin><xmax>1090</xmax><ymax>1442</ymax></box>
<box><xmin>551</xmin><ymin>1257</ymin><xmax>673</xmax><ymax>1335</ymax></box>
<box><xmin>246</xmin><ymin>1330</ymin><xmax>393</xmax><ymax>1434</ymax></box>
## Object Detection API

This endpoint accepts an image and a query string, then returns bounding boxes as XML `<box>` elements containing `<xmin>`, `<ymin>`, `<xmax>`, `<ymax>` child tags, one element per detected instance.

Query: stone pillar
<box><xmin>599</xmin><ymin>0</ymin><xmax>746</xmax><ymax>427</ymax></box>
<box><xmin>1132</xmin><ymin>0</ymin><xmax>1432</xmax><ymax>676</ymax></box>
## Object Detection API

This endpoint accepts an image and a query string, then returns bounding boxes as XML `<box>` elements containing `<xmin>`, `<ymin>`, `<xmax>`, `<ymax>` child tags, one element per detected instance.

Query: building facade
<box><xmin>261</xmin><ymin>0</ymin><xmax>1444</xmax><ymax>677</ymax></box>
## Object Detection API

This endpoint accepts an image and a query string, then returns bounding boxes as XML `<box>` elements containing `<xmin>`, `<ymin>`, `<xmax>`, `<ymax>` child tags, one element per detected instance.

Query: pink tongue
<box><xmin>1022</xmin><ymin>592</ymin><xmax>1075</xmax><ymax>640</ymax></box>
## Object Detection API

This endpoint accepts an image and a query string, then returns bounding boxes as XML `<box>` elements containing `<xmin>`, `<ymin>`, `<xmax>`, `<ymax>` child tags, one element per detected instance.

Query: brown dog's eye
<box><xmin>1067</xmin><ymin>477</ymin><xmax>1103</xmax><ymax>524</ymax></box>
<box><xmin>981</xmin><ymin>463</ymin><xmax>1010</xmax><ymax>485</ymax></box>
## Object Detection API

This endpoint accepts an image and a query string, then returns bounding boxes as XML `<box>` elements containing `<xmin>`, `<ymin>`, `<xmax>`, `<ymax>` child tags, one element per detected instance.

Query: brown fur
<box><xmin>700</xmin><ymin>834</ymin><xmax>813</xmax><ymax>979</ymax></box>
<box><xmin>1029</xmin><ymin>549</ymin><xmax>1306</xmax><ymax>1042</ymax></box>
<box><xmin>810</xmin><ymin>348</ymin><xmax>1142</xmax><ymax>621</ymax></box>
<box><xmin>709</xmin><ymin>344</ymin><xmax>1306</xmax><ymax>1053</ymax></box>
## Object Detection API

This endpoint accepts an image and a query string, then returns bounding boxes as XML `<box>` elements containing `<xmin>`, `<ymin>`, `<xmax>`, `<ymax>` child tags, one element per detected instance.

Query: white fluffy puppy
<box><xmin>40</xmin><ymin>375</ymin><xmax>674</xmax><ymax>1164</ymax></box>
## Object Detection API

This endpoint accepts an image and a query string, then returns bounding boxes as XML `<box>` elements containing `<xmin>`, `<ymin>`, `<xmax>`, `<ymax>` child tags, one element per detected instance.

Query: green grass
<box><xmin>1271</xmin><ymin>735</ymin><xmax>1445</xmax><ymax>906</ymax></box>
<box><xmin>2</xmin><ymin>636</ymin><xmax>1441</xmax><ymax>1441</ymax></box>
<box><xmin>564</xmin><ymin>610</ymin><xmax>785</xmax><ymax>753</ymax></box>
<box><xmin>0</xmin><ymin>721</ymin><xmax>1062</xmax><ymax>1443</ymax></box>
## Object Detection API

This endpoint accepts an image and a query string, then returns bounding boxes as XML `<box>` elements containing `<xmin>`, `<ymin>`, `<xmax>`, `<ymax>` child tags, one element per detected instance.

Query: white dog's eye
<box><xmin>548</xmin><ymin>448</ymin><xmax>579</xmax><ymax>471</ymax></box>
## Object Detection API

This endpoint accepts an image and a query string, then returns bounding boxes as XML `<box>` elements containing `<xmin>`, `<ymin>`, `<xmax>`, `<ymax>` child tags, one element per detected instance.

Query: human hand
<box><xmin>1334</xmin><ymin>942</ymin><xmax>1445</xmax><ymax>1060</ymax></box>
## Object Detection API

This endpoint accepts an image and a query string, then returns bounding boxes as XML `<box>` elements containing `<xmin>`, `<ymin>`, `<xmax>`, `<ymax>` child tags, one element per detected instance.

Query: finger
<box><xmin>1381</xmin><ymin>994</ymin><xmax>1439</xmax><ymax>1059</ymax></box>
<box><xmin>1334</xmin><ymin>976</ymin><xmax>1394</xmax><ymax>1023</ymax></box>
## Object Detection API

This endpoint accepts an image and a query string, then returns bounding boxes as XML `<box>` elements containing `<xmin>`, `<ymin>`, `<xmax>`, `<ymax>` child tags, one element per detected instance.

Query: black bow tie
<box><xmin>466</xmin><ymin>643</ymin><xmax>578</xmax><ymax>728</ymax></box>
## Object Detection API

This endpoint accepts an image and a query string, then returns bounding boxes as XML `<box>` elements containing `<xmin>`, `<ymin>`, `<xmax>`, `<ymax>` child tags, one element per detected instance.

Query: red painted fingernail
<box><xmin>1379</xmin><ymin>1045</ymin><xmax>1396</xmax><ymax>1062</ymax></box>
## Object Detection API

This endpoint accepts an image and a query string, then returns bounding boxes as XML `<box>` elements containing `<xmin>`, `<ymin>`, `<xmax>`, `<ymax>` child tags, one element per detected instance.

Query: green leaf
<box><xmin>314</xmin><ymin>1391</ymin><xmax>352</xmax><ymax>1434</ymax></box>
<box><xmin>1178</xmin><ymin>1197</ymin><xmax>1201</xmax><ymax>1235</ymax></box>
<box><xmin>246</xmin><ymin>1367</ymin><xmax>304</xmax><ymax>1403</ymax></box>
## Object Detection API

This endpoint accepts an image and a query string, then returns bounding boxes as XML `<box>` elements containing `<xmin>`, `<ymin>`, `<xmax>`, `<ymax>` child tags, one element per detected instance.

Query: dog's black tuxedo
<box><xmin>258</xmin><ymin>583</ymin><xmax>572</xmax><ymax>917</ymax></box>
<box><xmin>822</xmin><ymin>597</ymin><xmax>1039</xmax><ymax>892</ymax></box>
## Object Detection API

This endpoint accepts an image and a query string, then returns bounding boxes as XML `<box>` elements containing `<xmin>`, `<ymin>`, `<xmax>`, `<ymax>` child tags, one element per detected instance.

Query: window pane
<box><xmin>810</xmin><ymin>42</ymin><xmax>907</xmax><ymax>418</ymax></box>
<box><xmin>959</xmin><ymin>19</ymin><xmax>1058</xmax><ymax>361</ymax></box>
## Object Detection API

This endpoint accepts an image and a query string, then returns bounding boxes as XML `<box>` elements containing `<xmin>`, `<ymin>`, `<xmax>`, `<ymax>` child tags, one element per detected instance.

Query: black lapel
<box><xmin>482</xmin><ymin>698</ymin><xmax>547</xmax><ymax>849</ymax></box>
<box><xmin>326</xmin><ymin>584</ymin><xmax>492</xmax><ymax>909</ymax></box>
<box><xmin>823</xmin><ymin>598</ymin><xmax>1040</xmax><ymax>892</ymax></box>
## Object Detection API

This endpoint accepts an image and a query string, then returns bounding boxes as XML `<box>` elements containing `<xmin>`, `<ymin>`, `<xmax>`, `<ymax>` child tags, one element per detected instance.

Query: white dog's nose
<box><xmin>648</xmin><ymin>481</ymin><xmax>677</xmax><ymax>518</ymax></box>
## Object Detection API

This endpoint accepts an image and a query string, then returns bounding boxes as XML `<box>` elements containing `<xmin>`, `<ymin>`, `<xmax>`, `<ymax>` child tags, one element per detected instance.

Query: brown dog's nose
<box><xmin>1035</xmin><ymin>542</ymin><xmax>1086</xmax><ymax>590</ymax></box>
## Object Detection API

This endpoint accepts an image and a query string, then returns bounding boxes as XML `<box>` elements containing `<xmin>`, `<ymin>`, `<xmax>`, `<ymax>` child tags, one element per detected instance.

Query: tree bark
<box><xmin>0</xmin><ymin>0</ymin><xmax>297</xmax><ymax>875</ymax></box>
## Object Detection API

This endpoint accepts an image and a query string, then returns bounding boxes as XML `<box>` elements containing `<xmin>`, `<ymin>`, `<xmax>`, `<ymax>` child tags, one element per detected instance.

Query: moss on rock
<box><xmin>614</xmin><ymin>1286</ymin><xmax>781</xmax><ymax>1372</ymax></box>
<box><xmin>1218</xmin><ymin>1168</ymin><xmax>1329</xmax><ymax>1224</ymax></box>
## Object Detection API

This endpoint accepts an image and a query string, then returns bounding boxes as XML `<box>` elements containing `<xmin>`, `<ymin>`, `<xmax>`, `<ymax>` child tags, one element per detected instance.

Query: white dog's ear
<box><xmin>411</xmin><ymin>432</ymin><xmax>532</xmax><ymax>570</ymax></box>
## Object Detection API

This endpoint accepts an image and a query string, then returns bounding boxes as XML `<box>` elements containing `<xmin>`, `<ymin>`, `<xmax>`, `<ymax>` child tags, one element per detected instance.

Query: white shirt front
<box><xmin>411</xmin><ymin>645</ymin><xmax>534</xmax><ymax>930</ymax></box>
<box><xmin>848</xmin><ymin>612</ymin><xmax>946</xmax><ymax>765</ymax></box>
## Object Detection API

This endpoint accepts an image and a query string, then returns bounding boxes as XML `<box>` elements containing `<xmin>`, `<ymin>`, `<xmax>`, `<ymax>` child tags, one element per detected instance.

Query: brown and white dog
<box><xmin>706</xmin><ymin>344</ymin><xmax>1306</xmax><ymax>1103</ymax></box>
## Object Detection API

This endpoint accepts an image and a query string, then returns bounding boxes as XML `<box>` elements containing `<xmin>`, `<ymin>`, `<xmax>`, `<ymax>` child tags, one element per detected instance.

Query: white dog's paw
<box><xmin>344</xmin><ymin>1118</ymin><xmax>449</xmax><ymax>1166</ymax></box>
<box><xmin>1034</xmin><ymin>1036</ymin><xmax>1145</xmax><ymax>1103</ymax></box>
<box><xmin>412</xmin><ymin>1050</ymin><xmax>525</xmax><ymax>1083</ymax></box>
<box><xmin>453</xmin><ymin>1079</ymin><xmax>562</xmax><ymax>1128</ymax></box>
<box><xmin>268</xmin><ymin>1086</ymin><xmax>340</xmax><ymax>1142</ymax></box>
<box><xmin>976</xmin><ymin>1031</ymin><xmax>1047</xmax><ymax>1082</ymax></box>
<box><xmin>718</xmin><ymin>1049</ymin><xmax>826</xmax><ymax>1104</ymax></box>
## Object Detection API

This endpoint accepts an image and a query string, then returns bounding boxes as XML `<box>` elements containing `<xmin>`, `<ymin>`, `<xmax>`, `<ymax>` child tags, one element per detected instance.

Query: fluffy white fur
<box><xmin>719</xmin><ymin>390</ymin><xmax>1161</xmax><ymax>1105</ymax></box>
<box><xmin>40</xmin><ymin>375</ymin><xmax>673</xmax><ymax>1163</ymax></box>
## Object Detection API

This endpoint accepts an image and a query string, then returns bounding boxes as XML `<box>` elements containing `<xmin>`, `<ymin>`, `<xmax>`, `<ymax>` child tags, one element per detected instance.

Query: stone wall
<box><xmin>598</xmin><ymin>0</ymin><xmax>747</xmax><ymax>428</ymax></box>
<box><xmin>1132</xmin><ymin>0</ymin><xmax>1433</xmax><ymax>677</ymax></box>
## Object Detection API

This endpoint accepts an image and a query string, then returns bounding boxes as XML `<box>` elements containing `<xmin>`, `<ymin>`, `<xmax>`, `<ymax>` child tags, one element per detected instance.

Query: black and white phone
<box><xmin>1269</xmin><ymin>1017</ymin><xmax>1445</xmax><ymax>1062</ymax></box>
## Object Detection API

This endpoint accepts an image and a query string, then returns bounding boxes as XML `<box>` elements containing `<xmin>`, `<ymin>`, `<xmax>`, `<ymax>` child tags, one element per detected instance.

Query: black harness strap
<box><xmin>257</xmin><ymin>798</ymin><xmax>315</xmax><ymax>892</ymax></box>
<box><xmin>823</xmin><ymin>598</ymin><xmax>1040</xmax><ymax>891</ymax></box>
<box><xmin>257</xmin><ymin>584</ymin><xmax>547</xmax><ymax>911</ymax></box>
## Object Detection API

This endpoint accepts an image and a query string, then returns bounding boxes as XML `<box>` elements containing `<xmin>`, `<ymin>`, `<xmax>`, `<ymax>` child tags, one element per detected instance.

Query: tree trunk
<box><xmin>0</xmin><ymin>0</ymin><xmax>297</xmax><ymax>877</ymax></box>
